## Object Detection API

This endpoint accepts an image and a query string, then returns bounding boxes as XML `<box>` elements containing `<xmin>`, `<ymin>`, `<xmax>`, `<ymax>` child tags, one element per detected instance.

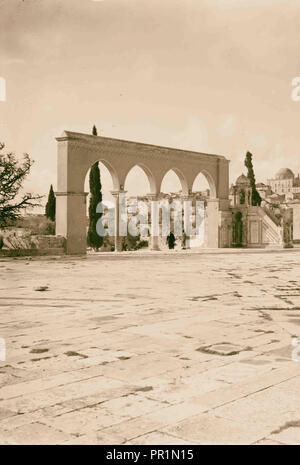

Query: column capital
<box><xmin>110</xmin><ymin>190</ymin><xmax>127</xmax><ymax>197</ymax></box>
<box><xmin>146</xmin><ymin>193</ymin><xmax>160</xmax><ymax>201</ymax></box>
<box><xmin>148</xmin><ymin>193</ymin><xmax>160</xmax><ymax>250</ymax></box>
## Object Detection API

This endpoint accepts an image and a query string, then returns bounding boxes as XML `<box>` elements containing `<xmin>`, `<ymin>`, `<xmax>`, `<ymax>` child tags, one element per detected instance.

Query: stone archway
<box><xmin>160</xmin><ymin>167</ymin><xmax>189</xmax><ymax>196</ymax></box>
<box><xmin>55</xmin><ymin>131</ymin><xmax>230</xmax><ymax>254</ymax></box>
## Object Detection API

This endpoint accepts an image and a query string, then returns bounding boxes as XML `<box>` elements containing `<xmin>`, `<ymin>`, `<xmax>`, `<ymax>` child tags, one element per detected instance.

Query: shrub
<box><xmin>122</xmin><ymin>234</ymin><xmax>148</xmax><ymax>251</ymax></box>
<box><xmin>45</xmin><ymin>220</ymin><xmax>55</xmax><ymax>235</ymax></box>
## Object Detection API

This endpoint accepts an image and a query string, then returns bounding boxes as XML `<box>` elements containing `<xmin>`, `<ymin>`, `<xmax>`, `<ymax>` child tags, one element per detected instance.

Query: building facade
<box><xmin>267</xmin><ymin>168</ymin><xmax>300</xmax><ymax>199</ymax></box>
<box><xmin>229</xmin><ymin>174</ymin><xmax>293</xmax><ymax>248</ymax></box>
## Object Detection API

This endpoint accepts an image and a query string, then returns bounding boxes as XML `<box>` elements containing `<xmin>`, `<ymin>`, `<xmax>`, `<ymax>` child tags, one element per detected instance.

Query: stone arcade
<box><xmin>55</xmin><ymin>131</ymin><xmax>230</xmax><ymax>254</ymax></box>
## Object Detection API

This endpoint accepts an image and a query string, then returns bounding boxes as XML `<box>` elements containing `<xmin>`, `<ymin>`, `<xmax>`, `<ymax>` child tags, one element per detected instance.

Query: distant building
<box><xmin>267</xmin><ymin>168</ymin><xmax>300</xmax><ymax>199</ymax></box>
<box><xmin>256</xmin><ymin>182</ymin><xmax>272</xmax><ymax>200</ymax></box>
<box><xmin>229</xmin><ymin>174</ymin><xmax>252</xmax><ymax>207</ymax></box>
<box><xmin>229</xmin><ymin>173</ymin><xmax>293</xmax><ymax>248</ymax></box>
<box><xmin>288</xmin><ymin>201</ymin><xmax>300</xmax><ymax>244</ymax></box>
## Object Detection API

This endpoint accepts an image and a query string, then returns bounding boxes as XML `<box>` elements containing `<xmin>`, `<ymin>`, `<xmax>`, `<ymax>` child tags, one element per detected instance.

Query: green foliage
<box><xmin>102</xmin><ymin>234</ymin><xmax>115</xmax><ymax>251</ymax></box>
<box><xmin>244</xmin><ymin>151</ymin><xmax>262</xmax><ymax>206</ymax></box>
<box><xmin>87</xmin><ymin>162</ymin><xmax>103</xmax><ymax>250</ymax></box>
<box><xmin>87</xmin><ymin>125</ymin><xmax>103</xmax><ymax>250</ymax></box>
<box><xmin>235</xmin><ymin>211</ymin><xmax>243</xmax><ymax>222</ymax></box>
<box><xmin>122</xmin><ymin>233</ymin><xmax>148</xmax><ymax>251</ymax></box>
<box><xmin>239</xmin><ymin>189</ymin><xmax>245</xmax><ymax>204</ymax></box>
<box><xmin>44</xmin><ymin>220</ymin><xmax>55</xmax><ymax>235</ymax></box>
<box><xmin>30</xmin><ymin>217</ymin><xmax>55</xmax><ymax>235</ymax></box>
<box><xmin>45</xmin><ymin>184</ymin><xmax>56</xmax><ymax>221</ymax></box>
<box><xmin>0</xmin><ymin>143</ymin><xmax>42</xmax><ymax>226</ymax></box>
<box><xmin>14</xmin><ymin>215</ymin><xmax>54</xmax><ymax>235</ymax></box>
<box><xmin>233</xmin><ymin>211</ymin><xmax>243</xmax><ymax>247</ymax></box>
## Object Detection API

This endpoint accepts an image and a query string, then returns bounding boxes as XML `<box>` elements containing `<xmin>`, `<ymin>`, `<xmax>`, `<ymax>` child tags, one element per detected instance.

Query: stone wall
<box><xmin>229</xmin><ymin>206</ymin><xmax>291</xmax><ymax>248</ymax></box>
<box><xmin>290</xmin><ymin>203</ymin><xmax>300</xmax><ymax>243</ymax></box>
<box><xmin>0</xmin><ymin>228</ymin><xmax>65</xmax><ymax>255</ymax></box>
<box><xmin>30</xmin><ymin>235</ymin><xmax>66</xmax><ymax>250</ymax></box>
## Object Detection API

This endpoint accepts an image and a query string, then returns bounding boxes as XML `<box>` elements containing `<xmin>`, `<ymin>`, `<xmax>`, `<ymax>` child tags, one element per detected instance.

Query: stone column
<box><xmin>205</xmin><ymin>198</ymin><xmax>220</xmax><ymax>248</ymax></box>
<box><xmin>147</xmin><ymin>194</ymin><xmax>160</xmax><ymax>250</ymax></box>
<box><xmin>181</xmin><ymin>195</ymin><xmax>194</xmax><ymax>249</ymax></box>
<box><xmin>55</xmin><ymin>191</ymin><xmax>88</xmax><ymax>254</ymax></box>
<box><xmin>111</xmin><ymin>190</ymin><xmax>126</xmax><ymax>252</ymax></box>
<box><xmin>233</xmin><ymin>186</ymin><xmax>237</xmax><ymax>207</ymax></box>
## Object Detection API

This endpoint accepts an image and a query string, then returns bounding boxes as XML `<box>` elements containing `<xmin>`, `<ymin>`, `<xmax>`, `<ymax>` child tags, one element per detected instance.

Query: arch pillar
<box><xmin>147</xmin><ymin>193</ymin><xmax>160</xmax><ymax>251</ymax></box>
<box><xmin>205</xmin><ymin>197</ymin><xmax>232</xmax><ymax>248</ymax></box>
<box><xmin>55</xmin><ymin>191</ymin><xmax>88</xmax><ymax>254</ymax></box>
<box><xmin>181</xmin><ymin>194</ymin><xmax>194</xmax><ymax>249</ymax></box>
<box><xmin>111</xmin><ymin>190</ymin><xmax>126</xmax><ymax>252</ymax></box>
<box><xmin>205</xmin><ymin>198</ymin><xmax>220</xmax><ymax>248</ymax></box>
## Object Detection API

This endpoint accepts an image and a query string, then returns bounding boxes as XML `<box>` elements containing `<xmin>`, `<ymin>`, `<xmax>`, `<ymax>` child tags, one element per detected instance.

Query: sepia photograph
<box><xmin>0</xmin><ymin>0</ymin><xmax>300</xmax><ymax>448</ymax></box>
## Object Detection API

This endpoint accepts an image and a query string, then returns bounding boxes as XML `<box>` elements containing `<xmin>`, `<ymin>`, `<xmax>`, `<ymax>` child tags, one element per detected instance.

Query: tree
<box><xmin>244</xmin><ymin>151</ymin><xmax>262</xmax><ymax>206</ymax></box>
<box><xmin>0</xmin><ymin>143</ymin><xmax>42</xmax><ymax>226</ymax></box>
<box><xmin>45</xmin><ymin>184</ymin><xmax>56</xmax><ymax>221</ymax></box>
<box><xmin>239</xmin><ymin>189</ymin><xmax>245</xmax><ymax>205</ymax></box>
<box><xmin>87</xmin><ymin>125</ymin><xmax>103</xmax><ymax>250</ymax></box>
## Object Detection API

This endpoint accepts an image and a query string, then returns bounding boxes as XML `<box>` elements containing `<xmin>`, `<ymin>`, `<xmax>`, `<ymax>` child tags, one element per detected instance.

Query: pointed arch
<box><xmin>191</xmin><ymin>169</ymin><xmax>216</xmax><ymax>198</ymax></box>
<box><xmin>160</xmin><ymin>168</ymin><xmax>189</xmax><ymax>195</ymax></box>
<box><xmin>123</xmin><ymin>163</ymin><xmax>157</xmax><ymax>194</ymax></box>
<box><xmin>84</xmin><ymin>158</ymin><xmax>120</xmax><ymax>192</ymax></box>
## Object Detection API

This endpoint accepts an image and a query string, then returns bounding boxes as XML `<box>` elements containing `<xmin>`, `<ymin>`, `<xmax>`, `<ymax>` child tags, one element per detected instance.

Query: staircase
<box><xmin>261</xmin><ymin>205</ymin><xmax>281</xmax><ymax>226</ymax></box>
<box><xmin>258</xmin><ymin>207</ymin><xmax>282</xmax><ymax>246</ymax></box>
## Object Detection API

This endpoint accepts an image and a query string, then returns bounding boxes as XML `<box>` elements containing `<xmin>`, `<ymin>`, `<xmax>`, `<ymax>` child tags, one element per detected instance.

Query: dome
<box><xmin>275</xmin><ymin>168</ymin><xmax>294</xmax><ymax>180</ymax></box>
<box><xmin>236</xmin><ymin>174</ymin><xmax>250</xmax><ymax>185</ymax></box>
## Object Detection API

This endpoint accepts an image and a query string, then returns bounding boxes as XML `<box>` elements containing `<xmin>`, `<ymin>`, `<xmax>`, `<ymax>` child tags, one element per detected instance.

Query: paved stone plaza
<box><xmin>1</xmin><ymin>249</ymin><xmax>300</xmax><ymax>445</ymax></box>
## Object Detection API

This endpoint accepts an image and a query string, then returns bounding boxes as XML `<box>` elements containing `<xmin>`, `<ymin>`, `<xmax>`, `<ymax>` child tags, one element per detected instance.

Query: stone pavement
<box><xmin>0</xmin><ymin>249</ymin><xmax>300</xmax><ymax>444</ymax></box>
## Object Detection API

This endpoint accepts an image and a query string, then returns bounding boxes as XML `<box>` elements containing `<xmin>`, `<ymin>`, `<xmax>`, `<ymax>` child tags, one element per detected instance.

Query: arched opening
<box><xmin>121</xmin><ymin>165</ymin><xmax>151</xmax><ymax>251</ymax></box>
<box><xmin>124</xmin><ymin>165</ymin><xmax>151</xmax><ymax>197</ymax></box>
<box><xmin>84</xmin><ymin>161</ymin><xmax>114</xmax><ymax>205</ymax></box>
<box><xmin>159</xmin><ymin>169</ymin><xmax>188</xmax><ymax>249</ymax></box>
<box><xmin>232</xmin><ymin>211</ymin><xmax>243</xmax><ymax>247</ymax></box>
<box><xmin>190</xmin><ymin>173</ymin><xmax>211</xmax><ymax>246</ymax></box>
<box><xmin>192</xmin><ymin>172</ymin><xmax>211</xmax><ymax>198</ymax></box>
<box><xmin>160</xmin><ymin>168</ymin><xmax>187</xmax><ymax>196</ymax></box>
<box><xmin>191</xmin><ymin>170</ymin><xmax>216</xmax><ymax>199</ymax></box>
<box><xmin>84</xmin><ymin>161</ymin><xmax>115</xmax><ymax>252</ymax></box>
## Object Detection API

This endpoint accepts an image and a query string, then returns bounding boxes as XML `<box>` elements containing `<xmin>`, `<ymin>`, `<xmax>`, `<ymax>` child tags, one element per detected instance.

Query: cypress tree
<box><xmin>45</xmin><ymin>184</ymin><xmax>56</xmax><ymax>221</ymax></box>
<box><xmin>244</xmin><ymin>151</ymin><xmax>262</xmax><ymax>206</ymax></box>
<box><xmin>87</xmin><ymin>125</ymin><xmax>103</xmax><ymax>250</ymax></box>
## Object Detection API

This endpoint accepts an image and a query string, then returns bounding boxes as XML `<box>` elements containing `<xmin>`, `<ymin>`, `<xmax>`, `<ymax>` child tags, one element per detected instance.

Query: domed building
<box><xmin>236</xmin><ymin>174</ymin><xmax>250</xmax><ymax>185</ymax></box>
<box><xmin>256</xmin><ymin>182</ymin><xmax>272</xmax><ymax>200</ymax></box>
<box><xmin>268</xmin><ymin>168</ymin><xmax>300</xmax><ymax>198</ymax></box>
<box><xmin>275</xmin><ymin>168</ymin><xmax>294</xmax><ymax>180</ymax></box>
<box><xmin>228</xmin><ymin>171</ymin><xmax>294</xmax><ymax>248</ymax></box>
<box><xmin>229</xmin><ymin>173</ymin><xmax>252</xmax><ymax>207</ymax></box>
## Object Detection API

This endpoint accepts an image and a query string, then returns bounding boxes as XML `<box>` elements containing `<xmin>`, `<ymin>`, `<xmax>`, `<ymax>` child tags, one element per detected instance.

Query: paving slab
<box><xmin>1</xmin><ymin>250</ymin><xmax>300</xmax><ymax>444</ymax></box>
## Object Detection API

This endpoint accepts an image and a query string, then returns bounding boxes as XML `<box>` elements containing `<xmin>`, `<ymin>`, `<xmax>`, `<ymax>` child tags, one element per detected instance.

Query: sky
<box><xmin>0</xmin><ymin>0</ymin><xmax>300</xmax><ymax>207</ymax></box>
